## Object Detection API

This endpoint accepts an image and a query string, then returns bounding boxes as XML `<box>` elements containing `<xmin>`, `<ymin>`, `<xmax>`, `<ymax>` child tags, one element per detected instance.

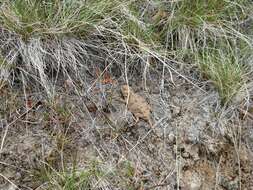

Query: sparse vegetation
<box><xmin>0</xmin><ymin>0</ymin><xmax>251</xmax><ymax>101</ymax></box>
<box><xmin>33</xmin><ymin>159</ymin><xmax>108</xmax><ymax>190</ymax></box>
<box><xmin>0</xmin><ymin>0</ymin><xmax>253</xmax><ymax>189</ymax></box>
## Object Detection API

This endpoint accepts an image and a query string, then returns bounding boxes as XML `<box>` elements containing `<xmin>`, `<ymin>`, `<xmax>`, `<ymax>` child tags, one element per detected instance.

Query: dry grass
<box><xmin>0</xmin><ymin>0</ymin><xmax>252</xmax><ymax>101</ymax></box>
<box><xmin>0</xmin><ymin>0</ymin><xmax>253</xmax><ymax>189</ymax></box>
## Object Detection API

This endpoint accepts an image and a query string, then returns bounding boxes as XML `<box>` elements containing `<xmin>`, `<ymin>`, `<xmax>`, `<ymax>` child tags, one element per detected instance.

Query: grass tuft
<box><xmin>1</xmin><ymin>0</ymin><xmax>250</xmax><ymax>101</ymax></box>
<box><xmin>152</xmin><ymin>0</ymin><xmax>252</xmax><ymax>52</ymax></box>
<box><xmin>0</xmin><ymin>0</ymin><xmax>118</xmax><ymax>39</ymax></box>
<box><xmin>197</xmin><ymin>46</ymin><xmax>249</xmax><ymax>104</ymax></box>
<box><xmin>33</xmin><ymin>158</ymin><xmax>108</xmax><ymax>190</ymax></box>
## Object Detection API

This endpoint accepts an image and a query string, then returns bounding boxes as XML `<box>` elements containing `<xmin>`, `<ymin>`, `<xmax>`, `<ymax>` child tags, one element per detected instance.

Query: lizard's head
<box><xmin>121</xmin><ymin>85</ymin><xmax>131</xmax><ymax>98</ymax></box>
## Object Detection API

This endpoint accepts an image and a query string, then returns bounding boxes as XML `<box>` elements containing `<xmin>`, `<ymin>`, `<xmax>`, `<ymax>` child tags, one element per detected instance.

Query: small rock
<box><xmin>182</xmin><ymin>151</ymin><xmax>190</xmax><ymax>158</ymax></box>
<box><xmin>219</xmin><ymin>176</ymin><xmax>239</xmax><ymax>190</ymax></box>
<box><xmin>168</xmin><ymin>133</ymin><xmax>175</xmax><ymax>143</ymax></box>
<box><xmin>64</xmin><ymin>79</ymin><xmax>75</xmax><ymax>92</ymax></box>
<box><xmin>0</xmin><ymin>184</ymin><xmax>17</xmax><ymax>190</ymax></box>
<box><xmin>171</xmin><ymin>105</ymin><xmax>181</xmax><ymax>116</ymax></box>
<box><xmin>189</xmin><ymin>145</ymin><xmax>200</xmax><ymax>161</ymax></box>
<box><xmin>182</xmin><ymin>169</ymin><xmax>202</xmax><ymax>190</ymax></box>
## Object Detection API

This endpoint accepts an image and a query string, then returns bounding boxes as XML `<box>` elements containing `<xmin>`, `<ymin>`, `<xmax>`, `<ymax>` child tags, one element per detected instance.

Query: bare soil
<box><xmin>0</xmin><ymin>67</ymin><xmax>253</xmax><ymax>190</ymax></box>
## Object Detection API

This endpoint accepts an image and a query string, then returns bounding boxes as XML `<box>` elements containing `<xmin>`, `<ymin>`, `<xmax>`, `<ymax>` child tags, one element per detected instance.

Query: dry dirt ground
<box><xmin>0</xmin><ymin>66</ymin><xmax>253</xmax><ymax>190</ymax></box>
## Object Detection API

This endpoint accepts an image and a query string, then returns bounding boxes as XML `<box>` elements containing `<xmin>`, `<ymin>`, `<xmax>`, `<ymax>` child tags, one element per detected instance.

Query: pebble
<box><xmin>168</xmin><ymin>133</ymin><xmax>175</xmax><ymax>143</ymax></box>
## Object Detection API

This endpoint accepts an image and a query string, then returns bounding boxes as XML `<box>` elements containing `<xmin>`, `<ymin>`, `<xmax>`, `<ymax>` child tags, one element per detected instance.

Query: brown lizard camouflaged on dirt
<box><xmin>121</xmin><ymin>85</ymin><xmax>153</xmax><ymax>127</ymax></box>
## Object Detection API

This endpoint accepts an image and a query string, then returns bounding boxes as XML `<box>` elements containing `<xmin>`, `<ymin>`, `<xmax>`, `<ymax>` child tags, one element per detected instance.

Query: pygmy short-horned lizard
<box><xmin>121</xmin><ymin>85</ymin><xmax>153</xmax><ymax>127</ymax></box>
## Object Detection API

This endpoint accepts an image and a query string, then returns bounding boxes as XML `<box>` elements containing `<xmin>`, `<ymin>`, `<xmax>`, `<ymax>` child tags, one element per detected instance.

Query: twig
<box><xmin>146</xmin><ymin>182</ymin><xmax>171</xmax><ymax>190</ymax></box>
<box><xmin>0</xmin><ymin>172</ymin><xmax>21</xmax><ymax>190</ymax></box>
<box><xmin>0</xmin><ymin>101</ymin><xmax>42</xmax><ymax>151</ymax></box>
<box><xmin>238</xmin><ymin>108</ymin><xmax>253</xmax><ymax>120</ymax></box>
